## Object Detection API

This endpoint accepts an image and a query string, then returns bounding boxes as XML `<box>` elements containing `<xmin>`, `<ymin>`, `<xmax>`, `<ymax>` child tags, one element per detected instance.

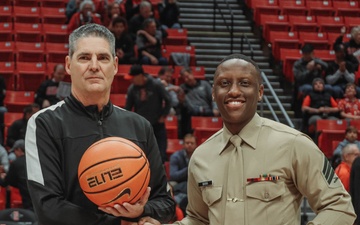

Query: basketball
<box><xmin>78</xmin><ymin>137</ymin><xmax>150</xmax><ymax>207</ymax></box>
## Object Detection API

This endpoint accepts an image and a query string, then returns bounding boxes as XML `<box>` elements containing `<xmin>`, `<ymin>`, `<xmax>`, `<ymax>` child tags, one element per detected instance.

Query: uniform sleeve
<box><xmin>291</xmin><ymin>134</ymin><xmax>356</xmax><ymax>225</ymax></box>
<box><xmin>25</xmin><ymin>115</ymin><xmax>121</xmax><ymax>225</ymax></box>
<box><xmin>171</xmin><ymin>157</ymin><xmax>209</xmax><ymax>225</ymax></box>
<box><xmin>350</xmin><ymin>157</ymin><xmax>360</xmax><ymax>225</ymax></box>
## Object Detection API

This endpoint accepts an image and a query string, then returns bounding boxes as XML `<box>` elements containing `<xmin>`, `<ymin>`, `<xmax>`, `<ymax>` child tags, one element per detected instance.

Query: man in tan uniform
<box><xmin>138</xmin><ymin>54</ymin><xmax>356</xmax><ymax>225</ymax></box>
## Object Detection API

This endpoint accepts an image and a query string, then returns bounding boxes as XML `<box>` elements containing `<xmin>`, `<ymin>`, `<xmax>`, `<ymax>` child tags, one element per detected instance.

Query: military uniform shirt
<box><xmin>172</xmin><ymin>113</ymin><xmax>355</xmax><ymax>225</ymax></box>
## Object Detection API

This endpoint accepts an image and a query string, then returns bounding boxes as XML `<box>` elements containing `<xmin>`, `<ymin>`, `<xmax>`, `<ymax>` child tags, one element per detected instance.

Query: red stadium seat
<box><xmin>268</xmin><ymin>31</ymin><xmax>300</xmax><ymax>61</ymax></box>
<box><xmin>13</xmin><ymin>6</ymin><xmax>41</xmax><ymax>23</ymax></box>
<box><xmin>45</xmin><ymin>42</ymin><xmax>68</xmax><ymax>64</ymax></box>
<box><xmin>41</xmin><ymin>6</ymin><xmax>67</xmax><ymax>24</ymax></box>
<box><xmin>0</xmin><ymin>62</ymin><xmax>16</xmax><ymax>90</ymax></box>
<box><xmin>251</xmin><ymin>0</ymin><xmax>280</xmax><ymax>26</ymax></box>
<box><xmin>313</xmin><ymin>49</ymin><xmax>336</xmax><ymax>62</ymax></box>
<box><xmin>4</xmin><ymin>91</ymin><xmax>35</xmax><ymax>113</ymax></box>
<box><xmin>166</xmin><ymin>138</ymin><xmax>184</xmax><ymax>159</ymax></box>
<box><xmin>0</xmin><ymin>41</ymin><xmax>15</xmax><ymax>62</ymax></box>
<box><xmin>333</xmin><ymin>1</ymin><xmax>360</xmax><ymax>17</ymax></box>
<box><xmin>41</xmin><ymin>0</ymin><xmax>67</xmax><ymax>7</ymax></box>
<box><xmin>142</xmin><ymin>65</ymin><xmax>162</xmax><ymax>77</ymax></box>
<box><xmin>289</xmin><ymin>15</ymin><xmax>318</xmax><ymax>33</ymax></box>
<box><xmin>165</xmin><ymin>115</ymin><xmax>178</xmax><ymax>139</ymax></box>
<box><xmin>13</xmin><ymin>0</ymin><xmax>40</xmax><ymax>7</ymax></box>
<box><xmin>42</xmin><ymin>23</ymin><xmax>69</xmax><ymax>43</ymax></box>
<box><xmin>109</xmin><ymin>93</ymin><xmax>127</xmax><ymax>108</ymax></box>
<box><xmin>327</xmin><ymin>33</ymin><xmax>351</xmax><ymax>49</ymax></box>
<box><xmin>0</xmin><ymin>22</ymin><xmax>13</xmax><ymax>42</ymax></box>
<box><xmin>13</xmin><ymin>22</ymin><xmax>43</xmax><ymax>42</ymax></box>
<box><xmin>191</xmin><ymin>116</ymin><xmax>223</xmax><ymax>143</ymax></box>
<box><xmin>316</xmin><ymin>16</ymin><xmax>345</xmax><ymax>33</ymax></box>
<box><xmin>306</xmin><ymin>1</ymin><xmax>335</xmax><ymax>17</ymax></box>
<box><xmin>111</xmin><ymin>74</ymin><xmax>132</xmax><ymax>94</ymax></box>
<box><xmin>15</xmin><ymin>62</ymin><xmax>47</xmax><ymax>91</ymax></box>
<box><xmin>344</xmin><ymin>17</ymin><xmax>360</xmax><ymax>31</ymax></box>
<box><xmin>349</xmin><ymin>120</ymin><xmax>360</xmax><ymax>131</ymax></box>
<box><xmin>0</xmin><ymin>5</ymin><xmax>12</xmax><ymax>22</ymax></box>
<box><xmin>316</xmin><ymin>119</ymin><xmax>347</xmax><ymax>158</ymax></box>
<box><xmin>279</xmin><ymin>48</ymin><xmax>302</xmax><ymax>83</ymax></box>
<box><xmin>164</xmin><ymin>28</ymin><xmax>188</xmax><ymax>45</ymax></box>
<box><xmin>298</xmin><ymin>32</ymin><xmax>330</xmax><ymax>50</ymax></box>
<box><xmin>161</xmin><ymin>45</ymin><xmax>196</xmax><ymax>66</ymax></box>
<box><xmin>15</xmin><ymin>42</ymin><xmax>46</xmax><ymax>62</ymax></box>
<box><xmin>279</xmin><ymin>0</ymin><xmax>307</xmax><ymax>16</ymax></box>
<box><xmin>259</xmin><ymin>14</ymin><xmax>290</xmax><ymax>42</ymax></box>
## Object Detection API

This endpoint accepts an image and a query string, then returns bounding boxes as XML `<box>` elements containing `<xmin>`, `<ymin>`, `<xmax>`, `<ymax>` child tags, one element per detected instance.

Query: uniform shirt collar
<box><xmin>218</xmin><ymin>113</ymin><xmax>262</xmax><ymax>155</ymax></box>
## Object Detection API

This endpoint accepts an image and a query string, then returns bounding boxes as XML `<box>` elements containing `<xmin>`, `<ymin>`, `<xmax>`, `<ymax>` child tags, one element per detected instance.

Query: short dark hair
<box><xmin>301</xmin><ymin>44</ymin><xmax>314</xmax><ymax>54</ymax></box>
<box><xmin>142</xmin><ymin>18</ymin><xmax>155</xmax><ymax>29</ymax></box>
<box><xmin>111</xmin><ymin>16</ymin><xmax>128</xmax><ymax>30</ymax></box>
<box><xmin>346</xmin><ymin>125</ymin><xmax>358</xmax><ymax>134</ymax></box>
<box><xmin>158</xmin><ymin>66</ymin><xmax>173</xmax><ymax>76</ymax></box>
<box><xmin>215</xmin><ymin>54</ymin><xmax>262</xmax><ymax>83</ymax></box>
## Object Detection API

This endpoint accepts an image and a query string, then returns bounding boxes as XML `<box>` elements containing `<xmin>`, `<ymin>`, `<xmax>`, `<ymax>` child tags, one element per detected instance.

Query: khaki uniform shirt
<box><xmin>172</xmin><ymin>113</ymin><xmax>355</xmax><ymax>225</ymax></box>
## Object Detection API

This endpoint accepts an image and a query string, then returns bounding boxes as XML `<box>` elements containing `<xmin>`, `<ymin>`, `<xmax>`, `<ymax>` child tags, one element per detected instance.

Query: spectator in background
<box><xmin>35</xmin><ymin>64</ymin><xmax>66</xmax><ymax>109</ymax></box>
<box><xmin>301</xmin><ymin>78</ymin><xmax>339</xmax><ymax>135</ymax></box>
<box><xmin>293</xmin><ymin>44</ymin><xmax>330</xmax><ymax>98</ymax></box>
<box><xmin>129</xmin><ymin>1</ymin><xmax>166</xmax><ymax>40</ymax></box>
<box><xmin>178</xmin><ymin>67</ymin><xmax>219</xmax><ymax>138</ymax></box>
<box><xmin>350</xmin><ymin>156</ymin><xmax>360</xmax><ymax>225</ymax></box>
<box><xmin>335</xmin><ymin>143</ymin><xmax>360</xmax><ymax>192</ymax></box>
<box><xmin>125</xmin><ymin>64</ymin><xmax>171</xmax><ymax>163</ymax></box>
<box><xmin>125</xmin><ymin>0</ymin><xmax>142</xmax><ymax>21</ymax></box>
<box><xmin>338</xmin><ymin>83</ymin><xmax>360</xmax><ymax>120</ymax></box>
<box><xmin>6</xmin><ymin>103</ymin><xmax>39</xmax><ymax>149</ymax></box>
<box><xmin>103</xmin><ymin>2</ymin><xmax>122</xmax><ymax>29</ymax></box>
<box><xmin>333</xmin><ymin>126</ymin><xmax>360</xmax><ymax>160</ymax></box>
<box><xmin>335</xmin><ymin>26</ymin><xmax>360</xmax><ymax>64</ymax></box>
<box><xmin>65</xmin><ymin>0</ymin><xmax>83</xmax><ymax>23</ymax></box>
<box><xmin>325</xmin><ymin>43</ymin><xmax>359</xmax><ymax>99</ymax></box>
<box><xmin>0</xmin><ymin>139</ymin><xmax>33</xmax><ymax>210</ymax></box>
<box><xmin>158</xmin><ymin>66</ymin><xmax>180</xmax><ymax>115</ymax></box>
<box><xmin>0</xmin><ymin>76</ymin><xmax>7</xmax><ymax>145</ymax></box>
<box><xmin>136</xmin><ymin>18</ymin><xmax>168</xmax><ymax>65</ymax></box>
<box><xmin>169</xmin><ymin>133</ymin><xmax>197</xmax><ymax>216</ymax></box>
<box><xmin>0</xmin><ymin>144</ymin><xmax>9</xmax><ymax>173</ymax></box>
<box><xmin>67</xmin><ymin>0</ymin><xmax>102</xmax><ymax>33</ymax></box>
<box><xmin>159</xmin><ymin>0</ymin><xmax>181</xmax><ymax>29</ymax></box>
<box><xmin>111</xmin><ymin>17</ymin><xmax>136</xmax><ymax>64</ymax></box>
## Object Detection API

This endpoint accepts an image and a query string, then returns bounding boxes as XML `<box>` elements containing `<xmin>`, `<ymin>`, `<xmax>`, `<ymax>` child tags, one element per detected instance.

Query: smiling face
<box><xmin>212</xmin><ymin>59</ymin><xmax>263</xmax><ymax>134</ymax></box>
<box><xmin>65</xmin><ymin>36</ymin><xmax>118</xmax><ymax>105</ymax></box>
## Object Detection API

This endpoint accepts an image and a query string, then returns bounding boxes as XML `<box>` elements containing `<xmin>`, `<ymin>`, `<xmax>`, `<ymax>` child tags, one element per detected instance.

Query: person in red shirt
<box><xmin>67</xmin><ymin>0</ymin><xmax>102</xmax><ymax>33</ymax></box>
<box><xmin>335</xmin><ymin>143</ymin><xmax>360</xmax><ymax>191</ymax></box>
<box><xmin>338</xmin><ymin>82</ymin><xmax>360</xmax><ymax>120</ymax></box>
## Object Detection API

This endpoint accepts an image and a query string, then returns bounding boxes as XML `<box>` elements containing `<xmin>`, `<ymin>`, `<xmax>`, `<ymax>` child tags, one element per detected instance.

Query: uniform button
<box><xmin>265</xmin><ymin>192</ymin><xmax>269</xmax><ymax>199</ymax></box>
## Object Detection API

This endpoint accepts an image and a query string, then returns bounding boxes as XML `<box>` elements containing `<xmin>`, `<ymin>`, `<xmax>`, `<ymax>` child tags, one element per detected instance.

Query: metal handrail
<box><xmin>213</xmin><ymin>0</ymin><xmax>234</xmax><ymax>53</ymax></box>
<box><xmin>240</xmin><ymin>34</ymin><xmax>254</xmax><ymax>59</ymax></box>
<box><xmin>261</xmin><ymin>72</ymin><xmax>295</xmax><ymax>128</ymax></box>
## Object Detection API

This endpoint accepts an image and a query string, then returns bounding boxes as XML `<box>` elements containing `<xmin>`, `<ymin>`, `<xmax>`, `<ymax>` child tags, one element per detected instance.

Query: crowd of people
<box><xmin>65</xmin><ymin>0</ymin><xmax>181</xmax><ymax>66</ymax></box>
<box><xmin>0</xmin><ymin>0</ymin><xmax>360</xmax><ymax>224</ymax></box>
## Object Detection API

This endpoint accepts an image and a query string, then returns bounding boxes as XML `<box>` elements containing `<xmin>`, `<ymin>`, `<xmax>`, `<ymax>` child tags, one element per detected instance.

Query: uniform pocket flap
<box><xmin>201</xmin><ymin>186</ymin><xmax>222</xmax><ymax>206</ymax></box>
<box><xmin>246</xmin><ymin>181</ymin><xmax>285</xmax><ymax>202</ymax></box>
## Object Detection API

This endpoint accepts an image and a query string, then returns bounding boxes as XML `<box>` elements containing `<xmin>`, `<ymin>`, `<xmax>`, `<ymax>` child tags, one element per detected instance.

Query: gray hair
<box><xmin>341</xmin><ymin>143</ymin><xmax>359</xmax><ymax>160</ymax></box>
<box><xmin>68</xmin><ymin>23</ymin><xmax>116</xmax><ymax>58</ymax></box>
<box><xmin>140</xmin><ymin>1</ymin><xmax>151</xmax><ymax>9</ymax></box>
<box><xmin>79</xmin><ymin>0</ymin><xmax>95</xmax><ymax>12</ymax></box>
<box><xmin>351</xmin><ymin>26</ymin><xmax>360</xmax><ymax>39</ymax></box>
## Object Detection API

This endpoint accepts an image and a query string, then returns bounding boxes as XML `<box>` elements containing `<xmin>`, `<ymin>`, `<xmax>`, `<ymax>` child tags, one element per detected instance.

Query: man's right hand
<box><xmin>138</xmin><ymin>217</ymin><xmax>162</xmax><ymax>225</ymax></box>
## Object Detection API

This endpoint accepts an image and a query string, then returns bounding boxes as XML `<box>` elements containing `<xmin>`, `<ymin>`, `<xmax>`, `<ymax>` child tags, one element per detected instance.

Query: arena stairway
<box><xmin>177</xmin><ymin>0</ymin><xmax>301</xmax><ymax>129</ymax></box>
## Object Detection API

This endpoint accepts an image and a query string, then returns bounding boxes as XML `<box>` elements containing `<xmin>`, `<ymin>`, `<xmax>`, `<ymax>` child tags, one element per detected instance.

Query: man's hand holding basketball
<box><xmin>138</xmin><ymin>216</ymin><xmax>161</xmax><ymax>225</ymax></box>
<box><xmin>99</xmin><ymin>187</ymin><xmax>151</xmax><ymax>218</ymax></box>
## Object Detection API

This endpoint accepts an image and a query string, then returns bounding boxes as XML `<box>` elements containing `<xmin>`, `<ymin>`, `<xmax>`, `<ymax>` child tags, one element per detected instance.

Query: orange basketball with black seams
<box><xmin>78</xmin><ymin>137</ymin><xmax>150</xmax><ymax>207</ymax></box>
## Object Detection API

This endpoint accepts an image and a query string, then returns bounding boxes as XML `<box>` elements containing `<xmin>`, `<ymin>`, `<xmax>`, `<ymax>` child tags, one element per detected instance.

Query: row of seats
<box><xmin>260</xmin><ymin>15</ymin><xmax>360</xmax><ymax>41</ymax></box>
<box><xmin>0</xmin><ymin>61</ymin><xmax>204</xmax><ymax>92</ymax></box>
<box><xmin>316</xmin><ymin>119</ymin><xmax>360</xmax><ymax>158</ymax></box>
<box><xmin>249</xmin><ymin>0</ymin><xmax>360</xmax><ymax>25</ymax></box>
<box><xmin>0</xmin><ymin>5</ymin><xmax>67</xmax><ymax>24</ymax></box>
